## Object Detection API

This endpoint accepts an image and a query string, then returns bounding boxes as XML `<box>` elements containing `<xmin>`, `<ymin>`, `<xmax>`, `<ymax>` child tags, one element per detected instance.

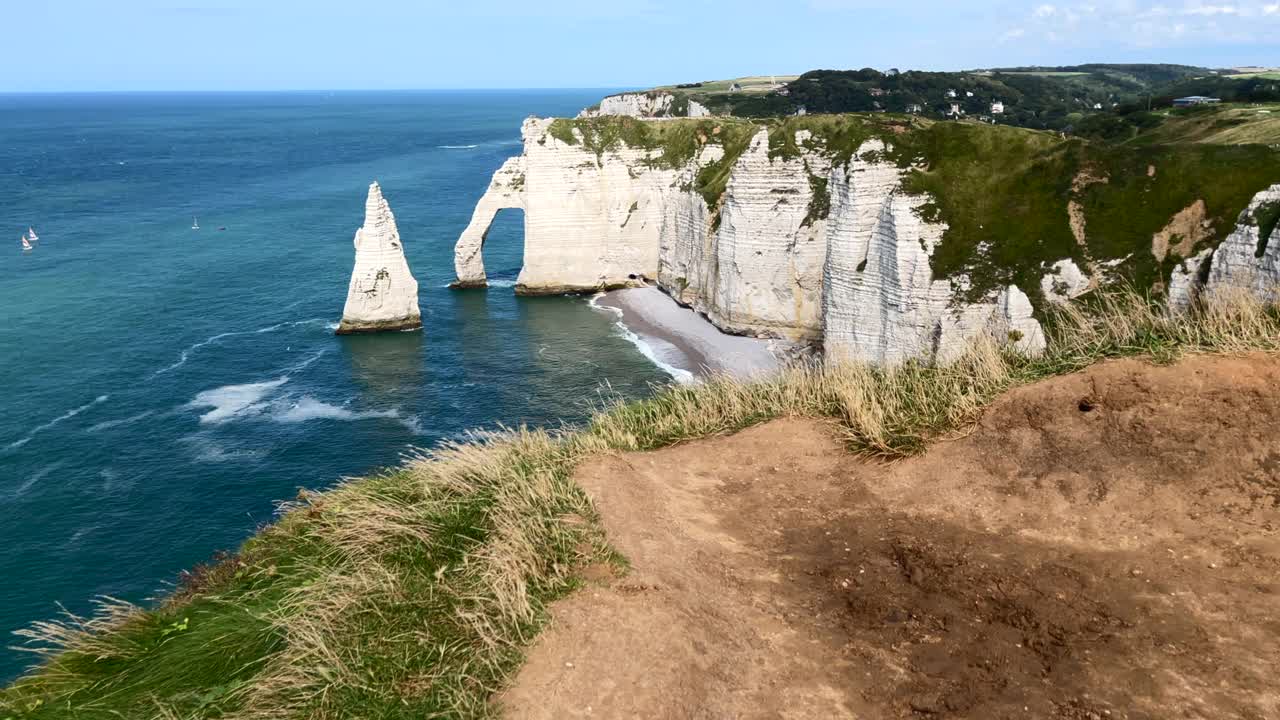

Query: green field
<box><xmin>655</xmin><ymin>75</ymin><xmax>799</xmax><ymax>94</ymax></box>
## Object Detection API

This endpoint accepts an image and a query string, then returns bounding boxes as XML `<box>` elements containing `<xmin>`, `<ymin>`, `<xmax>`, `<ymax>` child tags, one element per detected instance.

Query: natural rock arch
<box><xmin>452</xmin><ymin>157</ymin><xmax>526</xmax><ymax>288</ymax></box>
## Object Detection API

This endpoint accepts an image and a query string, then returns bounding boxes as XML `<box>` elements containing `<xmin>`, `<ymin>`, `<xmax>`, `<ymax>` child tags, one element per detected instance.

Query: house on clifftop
<box><xmin>1173</xmin><ymin>95</ymin><xmax>1221</xmax><ymax>107</ymax></box>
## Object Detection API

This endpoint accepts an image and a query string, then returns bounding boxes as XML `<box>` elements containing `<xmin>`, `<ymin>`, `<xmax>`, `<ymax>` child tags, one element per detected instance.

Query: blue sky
<box><xmin>4</xmin><ymin>1</ymin><xmax>1278</xmax><ymax>91</ymax></box>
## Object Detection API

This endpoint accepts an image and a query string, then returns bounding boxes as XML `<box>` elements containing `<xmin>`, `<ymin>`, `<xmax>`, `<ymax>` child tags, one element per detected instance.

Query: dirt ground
<box><xmin>499</xmin><ymin>354</ymin><xmax>1280</xmax><ymax>719</ymax></box>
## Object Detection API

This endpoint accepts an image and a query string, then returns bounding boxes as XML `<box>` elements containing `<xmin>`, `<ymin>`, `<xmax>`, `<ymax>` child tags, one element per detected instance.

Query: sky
<box><xmin>3</xmin><ymin>0</ymin><xmax>1278</xmax><ymax>91</ymax></box>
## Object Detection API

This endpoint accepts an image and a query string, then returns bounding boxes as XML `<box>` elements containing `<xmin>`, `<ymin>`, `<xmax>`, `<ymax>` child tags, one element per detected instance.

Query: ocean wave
<box><xmin>180</xmin><ymin>434</ymin><xmax>268</xmax><ymax>464</ymax></box>
<box><xmin>3</xmin><ymin>395</ymin><xmax>110</xmax><ymax>452</ymax></box>
<box><xmin>88</xmin><ymin>410</ymin><xmax>155</xmax><ymax>433</ymax></box>
<box><xmin>281</xmin><ymin>349</ymin><xmax>328</xmax><ymax>375</ymax></box>
<box><xmin>588</xmin><ymin>294</ymin><xmax>694</xmax><ymax>384</ymax></box>
<box><xmin>13</xmin><ymin>460</ymin><xmax>68</xmax><ymax>498</ymax></box>
<box><xmin>438</xmin><ymin>144</ymin><xmax>480</xmax><ymax>149</ymax></box>
<box><xmin>65</xmin><ymin>524</ymin><xmax>99</xmax><ymax>548</ymax></box>
<box><xmin>188</xmin><ymin>378</ymin><xmax>288</xmax><ymax>424</ymax></box>
<box><xmin>152</xmin><ymin>318</ymin><xmax>328</xmax><ymax>377</ymax></box>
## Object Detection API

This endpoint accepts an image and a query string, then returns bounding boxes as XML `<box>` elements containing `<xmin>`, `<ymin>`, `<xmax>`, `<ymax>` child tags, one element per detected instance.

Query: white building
<box><xmin>945</xmin><ymin>89</ymin><xmax>957</xmax><ymax>98</ymax></box>
<box><xmin>991</xmin><ymin>101</ymin><xmax>1004</xmax><ymax>114</ymax></box>
<box><xmin>949</xmin><ymin>102</ymin><xmax>962</xmax><ymax>115</ymax></box>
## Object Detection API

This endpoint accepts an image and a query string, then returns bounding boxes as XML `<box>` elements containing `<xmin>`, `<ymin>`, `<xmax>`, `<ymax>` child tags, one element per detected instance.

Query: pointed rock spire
<box><xmin>336</xmin><ymin>182</ymin><xmax>422</xmax><ymax>334</ymax></box>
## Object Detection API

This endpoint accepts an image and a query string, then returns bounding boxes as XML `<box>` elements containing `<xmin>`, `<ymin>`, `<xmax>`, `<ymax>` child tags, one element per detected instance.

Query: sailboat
<box><xmin>27</xmin><ymin>227</ymin><xmax>38</xmax><ymax>242</ymax></box>
<box><xmin>21</xmin><ymin>234</ymin><xmax>33</xmax><ymax>251</ymax></box>
<box><xmin>192</xmin><ymin>217</ymin><xmax>200</xmax><ymax>230</ymax></box>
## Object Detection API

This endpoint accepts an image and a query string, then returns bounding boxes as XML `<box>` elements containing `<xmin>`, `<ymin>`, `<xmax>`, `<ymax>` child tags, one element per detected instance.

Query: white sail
<box><xmin>21</xmin><ymin>234</ymin><xmax>32</xmax><ymax>250</ymax></box>
<box><xmin>27</xmin><ymin>227</ymin><xmax>38</xmax><ymax>242</ymax></box>
<box><xmin>192</xmin><ymin>217</ymin><xmax>199</xmax><ymax>230</ymax></box>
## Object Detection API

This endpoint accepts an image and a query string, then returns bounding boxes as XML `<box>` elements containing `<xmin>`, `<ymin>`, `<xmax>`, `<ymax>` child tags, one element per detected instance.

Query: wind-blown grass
<box><xmin>4</xmin><ymin>289</ymin><xmax>1280</xmax><ymax>719</ymax></box>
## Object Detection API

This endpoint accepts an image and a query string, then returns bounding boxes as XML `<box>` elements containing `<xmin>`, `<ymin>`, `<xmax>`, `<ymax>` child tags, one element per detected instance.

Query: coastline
<box><xmin>590</xmin><ymin>286</ymin><xmax>783</xmax><ymax>381</ymax></box>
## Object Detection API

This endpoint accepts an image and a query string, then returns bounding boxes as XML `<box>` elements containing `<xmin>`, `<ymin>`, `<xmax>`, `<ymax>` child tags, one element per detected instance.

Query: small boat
<box><xmin>21</xmin><ymin>234</ymin><xmax>33</xmax><ymax>251</ymax></box>
<box><xmin>192</xmin><ymin>217</ymin><xmax>200</xmax><ymax>230</ymax></box>
<box><xmin>27</xmin><ymin>227</ymin><xmax>38</xmax><ymax>242</ymax></box>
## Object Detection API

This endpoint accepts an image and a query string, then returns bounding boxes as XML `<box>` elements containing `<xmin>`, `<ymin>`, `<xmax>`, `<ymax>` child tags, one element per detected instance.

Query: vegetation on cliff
<box><xmin>545</xmin><ymin>113</ymin><xmax>1280</xmax><ymax>307</ymax></box>
<box><xmin>4</xmin><ymin>289</ymin><xmax>1280</xmax><ymax>719</ymax></box>
<box><xmin>1075</xmin><ymin>102</ymin><xmax>1280</xmax><ymax>145</ymax></box>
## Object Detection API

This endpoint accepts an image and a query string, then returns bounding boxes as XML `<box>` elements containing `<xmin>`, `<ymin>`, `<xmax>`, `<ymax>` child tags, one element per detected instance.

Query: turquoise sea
<box><xmin>0</xmin><ymin>90</ymin><xmax>668</xmax><ymax>681</ymax></box>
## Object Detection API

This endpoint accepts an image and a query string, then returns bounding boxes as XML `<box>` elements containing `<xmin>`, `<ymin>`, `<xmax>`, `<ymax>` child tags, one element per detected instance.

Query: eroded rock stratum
<box><xmin>455</xmin><ymin>115</ymin><xmax>1280</xmax><ymax>364</ymax></box>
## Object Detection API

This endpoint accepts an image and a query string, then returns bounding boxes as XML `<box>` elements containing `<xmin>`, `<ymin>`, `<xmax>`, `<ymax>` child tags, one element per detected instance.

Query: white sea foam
<box><xmin>275</xmin><ymin>396</ymin><xmax>397</xmax><ymax>424</ymax></box>
<box><xmin>439</xmin><ymin>144</ymin><xmax>479</xmax><ymax>149</ymax></box>
<box><xmin>588</xmin><ymin>294</ymin><xmax>694</xmax><ymax>384</ymax></box>
<box><xmin>88</xmin><ymin>410</ymin><xmax>155</xmax><ymax>433</ymax></box>
<box><xmin>4</xmin><ymin>395</ymin><xmax>110</xmax><ymax>452</ymax></box>
<box><xmin>188</xmin><ymin>378</ymin><xmax>288</xmax><ymax>424</ymax></box>
<box><xmin>438</xmin><ymin>278</ymin><xmax>518</xmax><ymax>289</ymax></box>
<box><xmin>273</xmin><ymin>397</ymin><xmax>424</xmax><ymax>433</ymax></box>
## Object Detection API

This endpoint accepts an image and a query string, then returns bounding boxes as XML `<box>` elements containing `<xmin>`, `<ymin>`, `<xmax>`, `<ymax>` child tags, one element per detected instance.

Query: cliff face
<box><xmin>578</xmin><ymin>92</ymin><xmax>711</xmax><ymax>119</ymax></box>
<box><xmin>338</xmin><ymin>182</ymin><xmax>422</xmax><ymax>334</ymax></box>
<box><xmin>454</xmin><ymin>116</ymin><xmax>1280</xmax><ymax>364</ymax></box>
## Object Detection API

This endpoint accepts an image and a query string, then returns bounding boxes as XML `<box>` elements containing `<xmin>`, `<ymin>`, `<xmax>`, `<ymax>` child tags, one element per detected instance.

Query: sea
<box><xmin>0</xmin><ymin>90</ymin><xmax>672</xmax><ymax>682</ymax></box>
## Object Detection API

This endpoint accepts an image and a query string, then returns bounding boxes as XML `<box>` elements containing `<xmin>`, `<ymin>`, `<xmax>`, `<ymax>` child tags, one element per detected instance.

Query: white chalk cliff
<box><xmin>454</xmin><ymin>119</ymin><xmax>1277</xmax><ymax>364</ymax></box>
<box><xmin>579</xmin><ymin>92</ymin><xmax>713</xmax><ymax>119</ymax></box>
<box><xmin>337</xmin><ymin>182</ymin><xmax>422</xmax><ymax>334</ymax></box>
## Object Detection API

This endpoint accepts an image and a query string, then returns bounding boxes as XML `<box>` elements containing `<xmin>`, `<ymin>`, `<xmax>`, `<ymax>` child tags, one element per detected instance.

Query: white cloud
<box><xmin>1182</xmin><ymin>3</ymin><xmax>1239</xmax><ymax>15</ymax></box>
<box><xmin>996</xmin><ymin>0</ymin><xmax>1280</xmax><ymax>50</ymax></box>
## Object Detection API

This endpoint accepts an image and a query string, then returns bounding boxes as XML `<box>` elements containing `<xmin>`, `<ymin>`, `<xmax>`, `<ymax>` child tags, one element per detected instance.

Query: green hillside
<box><xmin>627</xmin><ymin>64</ymin><xmax>1214</xmax><ymax>130</ymax></box>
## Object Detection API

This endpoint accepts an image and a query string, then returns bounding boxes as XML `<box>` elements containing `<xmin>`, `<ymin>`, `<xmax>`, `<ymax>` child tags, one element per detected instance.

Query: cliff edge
<box><xmin>502</xmin><ymin>354</ymin><xmax>1280</xmax><ymax>719</ymax></box>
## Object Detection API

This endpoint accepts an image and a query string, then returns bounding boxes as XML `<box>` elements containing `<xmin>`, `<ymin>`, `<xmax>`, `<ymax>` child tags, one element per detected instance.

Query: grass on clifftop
<box><xmin>5</xmin><ymin>289</ymin><xmax>1280</xmax><ymax>719</ymax></box>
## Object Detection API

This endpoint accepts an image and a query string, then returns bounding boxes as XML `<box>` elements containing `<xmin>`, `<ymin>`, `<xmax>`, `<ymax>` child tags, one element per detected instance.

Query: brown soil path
<box><xmin>501</xmin><ymin>355</ymin><xmax>1280</xmax><ymax>719</ymax></box>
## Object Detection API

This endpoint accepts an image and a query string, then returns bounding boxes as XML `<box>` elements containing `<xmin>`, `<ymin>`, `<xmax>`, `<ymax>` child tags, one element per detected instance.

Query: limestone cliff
<box><xmin>1202</xmin><ymin>185</ymin><xmax>1280</xmax><ymax>300</ymax></box>
<box><xmin>337</xmin><ymin>182</ymin><xmax>422</xmax><ymax>335</ymax></box>
<box><xmin>579</xmin><ymin>92</ymin><xmax>712</xmax><ymax>119</ymax></box>
<box><xmin>453</xmin><ymin>116</ymin><xmax>1280</xmax><ymax>364</ymax></box>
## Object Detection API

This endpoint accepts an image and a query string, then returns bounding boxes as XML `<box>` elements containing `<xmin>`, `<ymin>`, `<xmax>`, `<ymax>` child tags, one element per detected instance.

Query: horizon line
<box><xmin>0</xmin><ymin>86</ymin><xmax>639</xmax><ymax>95</ymax></box>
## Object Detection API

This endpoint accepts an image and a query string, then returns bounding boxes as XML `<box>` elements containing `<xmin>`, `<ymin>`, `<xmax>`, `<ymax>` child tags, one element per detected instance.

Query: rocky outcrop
<box><xmin>584</xmin><ymin>93</ymin><xmax>674</xmax><ymax>118</ymax></box>
<box><xmin>1202</xmin><ymin>185</ymin><xmax>1280</xmax><ymax>301</ymax></box>
<box><xmin>337</xmin><ymin>182</ymin><xmax>421</xmax><ymax>335</ymax></box>
<box><xmin>579</xmin><ymin>92</ymin><xmax>713</xmax><ymax>119</ymax></box>
<box><xmin>820</xmin><ymin>143</ymin><xmax>1042</xmax><ymax>363</ymax></box>
<box><xmin>1162</xmin><ymin>184</ymin><xmax>1280</xmax><ymax>310</ymax></box>
<box><xmin>1039</xmin><ymin>259</ymin><xmax>1091</xmax><ymax>305</ymax></box>
<box><xmin>453</xmin><ymin>121</ymin><xmax>1277</xmax><ymax>365</ymax></box>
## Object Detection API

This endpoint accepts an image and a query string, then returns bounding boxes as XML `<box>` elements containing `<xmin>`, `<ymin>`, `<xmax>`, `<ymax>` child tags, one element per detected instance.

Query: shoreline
<box><xmin>590</xmin><ymin>286</ymin><xmax>783</xmax><ymax>381</ymax></box>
